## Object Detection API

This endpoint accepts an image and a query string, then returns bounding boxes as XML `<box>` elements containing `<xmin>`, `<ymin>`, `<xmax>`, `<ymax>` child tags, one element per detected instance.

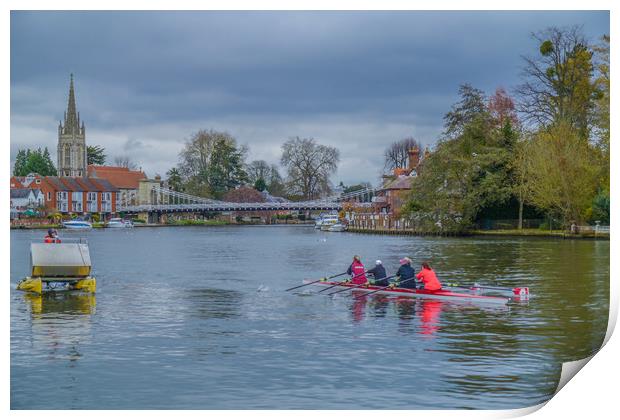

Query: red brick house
<box><xmin>42</xmin><ymin>176</ymin><xmax>119</xmax><ymax>215</ymax></box>
<box><xmin>87</xmin><ymin>165</ymin><xmax>147</xmax><ymax>206</ymax></box>
<box><xmin>12</xmin><ymin>174</ymin><xmax>119</xmax><ymax>217</ymax></box>
<box><xmin>372</xmin><ymin>147</ymin><xmax>422</xmax><ymax>214</ymax></box>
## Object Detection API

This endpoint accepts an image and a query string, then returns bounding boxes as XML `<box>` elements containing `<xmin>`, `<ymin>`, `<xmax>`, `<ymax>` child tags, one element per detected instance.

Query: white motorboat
<box><xmin>328</xmin><ymin>223</ymin><xmax>347</xmax><ymax>232</ymax></box>
<box><xmin>106</xmin><ymin>218</ymin><xmax>134</xmax><ymax>228</ymax></box>
<box><xmin>62</xmin><ymin>220</ymin><xmax>92</xmax><ymax>229</ymax></box>
<box><xmin>320</xmin><ymin>215</ymin><xmax>339</xmax><ymax>231</ymax></box>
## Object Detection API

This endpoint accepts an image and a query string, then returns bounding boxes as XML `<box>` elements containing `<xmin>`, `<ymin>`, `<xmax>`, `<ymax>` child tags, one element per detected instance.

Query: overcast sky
<box><xmin>10</xmin><ymin>11</ymin><xmax>609</xmax><ymax>185</ymax></box>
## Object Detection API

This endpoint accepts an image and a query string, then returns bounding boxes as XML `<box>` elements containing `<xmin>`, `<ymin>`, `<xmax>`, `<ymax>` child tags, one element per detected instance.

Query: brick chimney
<box><xmin>408</xmin><ymin>147</ymin><xmax>420</xmax><ymax>172</ymax></box>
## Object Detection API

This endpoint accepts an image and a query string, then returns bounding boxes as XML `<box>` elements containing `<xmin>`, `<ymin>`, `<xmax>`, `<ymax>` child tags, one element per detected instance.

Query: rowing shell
<box><xmin>304</xmin><ymin>280</ymin><xmax>511</xmax><ymax>305</ymax></box>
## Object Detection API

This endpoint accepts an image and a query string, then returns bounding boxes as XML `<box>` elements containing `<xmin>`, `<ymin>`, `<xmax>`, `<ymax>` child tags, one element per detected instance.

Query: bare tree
<box><xmin>114</xmin><ymin>155</ymin><xmax>139</xmax><ymax>170</ymax></box>
<box><xmin>384</xmin><ymin>137</ymin><xmax>422</xmax><ymax>172</ymax></box>
<box><xmin>246</xmin><ymin>160</ymin><xmax>271</xmax><ymax>184</ymax></box>
<box><xmin>280</xmin><ymin>137</ymin><xmax>340</xmax><ymax>200</ymax></box>
<box><xmin>515</xmin><ymin>26</ymin><xmax>596</xmax><ymax>134</ymax></box>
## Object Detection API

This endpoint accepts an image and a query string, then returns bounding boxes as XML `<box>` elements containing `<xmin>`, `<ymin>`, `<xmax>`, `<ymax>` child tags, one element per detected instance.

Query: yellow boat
<box><xmin>17</xmin><ymin>240</ymin><xmax>96</xmax><ymax>294</ymax></box>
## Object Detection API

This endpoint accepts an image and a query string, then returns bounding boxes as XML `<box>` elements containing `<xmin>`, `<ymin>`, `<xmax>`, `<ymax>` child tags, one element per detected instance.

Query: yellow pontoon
<box><xmin>17</xmin><ymin>239</ymin><xmax>96</xmax><ymax>294</ymax></box>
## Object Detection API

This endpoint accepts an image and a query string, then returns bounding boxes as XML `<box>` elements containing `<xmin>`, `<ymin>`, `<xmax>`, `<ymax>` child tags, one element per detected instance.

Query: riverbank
<box><xmin>10</xmin><ymin>220</ymin><xmax>315</xmax><ymax>229</ymax></box>
<box><xmin>347</xmin><ymin>227</ymin><xmax>610</xmax><ymax>240</ymax></box>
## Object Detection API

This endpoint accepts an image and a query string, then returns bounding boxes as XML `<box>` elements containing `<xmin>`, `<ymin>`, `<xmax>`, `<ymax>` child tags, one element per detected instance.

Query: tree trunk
<box><xmin>518</xmin><ymin>198</ymin><xmax>524</xmax><ymax>230</ymax></box>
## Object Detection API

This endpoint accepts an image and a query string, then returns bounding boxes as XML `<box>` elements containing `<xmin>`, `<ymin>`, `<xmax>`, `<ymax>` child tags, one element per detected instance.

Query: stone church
<box><xmin>57</xmin><ymin>74</ymin><xmax>87</xmax><ymax>177</ymax></box>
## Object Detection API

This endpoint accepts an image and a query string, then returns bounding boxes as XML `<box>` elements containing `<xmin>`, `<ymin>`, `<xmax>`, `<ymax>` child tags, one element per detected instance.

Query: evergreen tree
<box><xmin>254</xmin><ymin>177</ymin><xmax>267</xmax><ymax>192</ymax></box>
<box><xmin>13</xmin><ymin>149</ymin><xmax>28</xmax><ymax>176</ymax></box>
<box><xmin>13</xmin><ymin>148</ymin><xmax>57</xmax><ymax>176</ymax></box>
<box><xmin>42</xmin><ymin>147</ymin><xmax>57</xmax><ymax>176</ymax></box>
<box><xmin>87</xmin><ymin>145</ymin><xmax>107</xmax><ymax>165</ymax></box>
<box><xmin>166</xmin><ymin>167</ymin><xmax>183</xmax><ymax>191</ymax></box>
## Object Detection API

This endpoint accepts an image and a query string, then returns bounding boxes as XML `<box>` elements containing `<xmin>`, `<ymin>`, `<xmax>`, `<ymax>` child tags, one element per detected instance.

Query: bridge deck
<box><xmin>119</xmin><ymin>202</ymin><xmax>342</xmax><ymax>213</ymax></box>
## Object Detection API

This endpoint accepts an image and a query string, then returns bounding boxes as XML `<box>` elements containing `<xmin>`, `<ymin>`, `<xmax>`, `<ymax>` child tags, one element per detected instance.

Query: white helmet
<box><xmin>376</xmin><ymin>260</ymin><xmax>382</xmax><ymax>265</ymax></box>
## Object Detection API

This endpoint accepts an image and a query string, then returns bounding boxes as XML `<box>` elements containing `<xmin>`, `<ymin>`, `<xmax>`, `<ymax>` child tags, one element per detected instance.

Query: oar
<box><xmin>327</xmin><ymin>275</ymin><xmax>397</xmax><ymax>296</ymax></box>
<box><xmin>354</xmin><ymin>276</ymin><xmax>417</xmax><ymax>299</ymax></box>
<box><xmin>317</xmin><ymin>270</ymin><xmax>370</xmax><ymax>293</ymax></box>
<box><xmin>285</xmin><ymin>272</ymin><xmax>347</xmax><ymax>291</ymax></box>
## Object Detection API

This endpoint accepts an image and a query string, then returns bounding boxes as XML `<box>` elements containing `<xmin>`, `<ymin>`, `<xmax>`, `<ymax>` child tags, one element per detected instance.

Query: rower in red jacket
<box><xmin>416</xmin><ymin>261</ymin><xmax>442</xmax><ymax>291</ymax></box>
<box><xmin>43</xmin><ymin>229</ymin><xmax>61</xmax><ymax>244</ymax></box>
<box><xmin>346</xmin><ymin>255</ymin><xmax>368</xmax><ymax>285</ymax></box>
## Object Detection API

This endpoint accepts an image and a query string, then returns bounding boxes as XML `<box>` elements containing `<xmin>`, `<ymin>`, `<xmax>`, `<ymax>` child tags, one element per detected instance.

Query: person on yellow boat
<box><xmin>44</xmin><ymin>228</ymin><xmax>61</xmax><ymax>244</ymax></box>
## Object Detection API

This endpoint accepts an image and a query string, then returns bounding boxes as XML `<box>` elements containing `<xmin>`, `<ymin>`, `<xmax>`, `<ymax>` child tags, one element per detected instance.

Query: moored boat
<box><xmin>62</xmin><ymin>220</ymin><xmax>92</xmax><ymax>229</ymax></box>
<box><xmin>320</xmin><ymin>215</ymin><xmax>340</xmax><ymax>231</ymax></box>
<box><xmin>106</xmin><ymin>218</ymin><xmax>134</xmax><ymax>228</ymax></box>
<box><xmin>328</xmin><ymin>223</ymin><xmax>347</xmax><ymax>232</ymax></box>
<box><xmin>303</xmin><ymin>280</ymin><xmax>512</xmax><ymax>305</ymax></box>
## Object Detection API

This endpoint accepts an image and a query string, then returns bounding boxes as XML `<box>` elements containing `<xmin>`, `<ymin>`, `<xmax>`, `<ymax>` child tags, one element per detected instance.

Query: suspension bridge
<box><xmin>118</xmin><ymin>185</ymin><xmax>378</xmax><ymax>216</ymax></box>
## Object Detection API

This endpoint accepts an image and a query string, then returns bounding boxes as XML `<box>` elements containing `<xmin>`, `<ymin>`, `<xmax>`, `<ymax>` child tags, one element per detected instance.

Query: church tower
<box><xmin>57</xmin><ymin>74</ymin><xmax>87</xmax><ymax>177</ymax></box>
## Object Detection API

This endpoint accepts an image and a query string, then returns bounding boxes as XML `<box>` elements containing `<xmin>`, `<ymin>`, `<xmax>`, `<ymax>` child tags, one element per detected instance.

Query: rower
<box><xmin>346</xmin><ymin>255</ymin><xmax>368</xmax><ymax>285</ymax></box>
<box><xmin>416</xmin><ymin>261</ymin><xmax>442</xmax><ymax>291</ymax></box>
<box><xmin>367</xmin><ymin>260</ymin><xmax>389</xmax><ymax>286</ymax></box>
<box><xmin>394</xmin><ymin>257</ymin><xmax>416</xmax><ymax>289</ymax></box>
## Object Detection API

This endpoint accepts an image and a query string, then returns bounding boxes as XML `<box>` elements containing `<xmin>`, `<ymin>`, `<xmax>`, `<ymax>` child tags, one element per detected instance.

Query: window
<box><xmin>57</xmin><ymin>191</ymin><xmax>68</xmax><ymax>201</ymax></box>
<box><xmin>87</xmin><ymin>192</ymin><xmax>98</xmax><ymax>212</ymax></box>
<box><xmin>47</xmin><ymin>192</ymin><xmax>51</xmax><ymax>201</ymax></box>
<box><xmin>64</xmin><ymin>145</ymin><xmax>71</xmax><ymax>167</ymax></box>
<box><xmin>101</xmin><ymin>192</ymin><xmax>111</xmax><ymax>212</ymax></box>
<box><xmin>35</xmin><ymin>179</ymin><xmax>41</xmax><ymax>184</ymax></box>
<box><xmin>71</xmin><ymin>192</ymin><xmax>83</xmax><ymax>212</ymax></box>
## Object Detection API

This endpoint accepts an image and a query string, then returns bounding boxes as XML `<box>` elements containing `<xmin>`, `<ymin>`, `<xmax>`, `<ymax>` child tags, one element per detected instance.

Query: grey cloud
<box><xmin>10</xmin><ymin>11</ymin><xmax>609</xmax><ymax>185</ymax></box>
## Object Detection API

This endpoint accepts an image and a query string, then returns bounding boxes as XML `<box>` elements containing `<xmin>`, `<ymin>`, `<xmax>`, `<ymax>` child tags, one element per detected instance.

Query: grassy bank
<box><xmin>347</xmin><ymin>227</ymin><xmax>609</xmax><ymax>239</ymax></box>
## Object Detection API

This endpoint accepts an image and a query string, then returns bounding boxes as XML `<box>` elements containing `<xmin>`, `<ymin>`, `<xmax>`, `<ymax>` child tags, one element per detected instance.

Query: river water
<box><xmin>10</xmin><ymin>226</ymin><xmax>609</xmax><ymax>409</ymax></box>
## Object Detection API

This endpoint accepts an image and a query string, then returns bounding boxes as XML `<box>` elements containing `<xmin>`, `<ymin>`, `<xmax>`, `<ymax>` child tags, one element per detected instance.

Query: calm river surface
<box><xmin>10</xmin><ymin>226</ymin><xmax>609</xmax><ymax>409</ymax></box>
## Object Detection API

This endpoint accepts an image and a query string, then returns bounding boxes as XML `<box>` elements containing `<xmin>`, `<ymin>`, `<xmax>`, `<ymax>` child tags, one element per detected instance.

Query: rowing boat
<box><xmin>303</xmin><ymin>280</ymin><xmax>512</xmax><ymax>305</ymax></box>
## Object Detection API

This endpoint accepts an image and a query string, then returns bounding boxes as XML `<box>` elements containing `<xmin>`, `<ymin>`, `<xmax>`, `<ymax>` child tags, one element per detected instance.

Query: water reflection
<box><xmin>394</xmin><ymin>298</ymin><xmax>416</xmax><ymax>334</ymax></box>
<box><xmin>419</xmin><ymin>300</ymin><xmax>443</xmax><ymax>336</ymax></box>
<box><xmin>24</xmin><ymin>292</ymin><xmax>96</xmax><ymax>316</ymax></box>
<box><xmin>348</xmin><ymin>292</ymin><xmax>367</xmax><ymax>322</ymax></box>
<box><xmin>367</xmin><ymin>295</ymin><xmax>390</xmax><ymax>318</ymax></box>
<box><xmin>21</xmin><ymin>292</ymin><xmax>96</xmax><ymax>364</ymax></box>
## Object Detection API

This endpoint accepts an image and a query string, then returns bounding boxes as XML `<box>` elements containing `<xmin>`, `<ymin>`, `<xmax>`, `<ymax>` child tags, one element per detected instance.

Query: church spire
<box><xmin>64</xmin><ymin>73</ymin><xmax>79</xmax><ymax>133</ymax></box>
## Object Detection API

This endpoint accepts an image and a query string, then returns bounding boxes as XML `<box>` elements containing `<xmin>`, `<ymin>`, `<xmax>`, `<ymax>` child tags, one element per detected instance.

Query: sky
<box><xmin>10</xmin><ymin>10</ymin><xmax>609</xmax><ymax>186</ymax></box>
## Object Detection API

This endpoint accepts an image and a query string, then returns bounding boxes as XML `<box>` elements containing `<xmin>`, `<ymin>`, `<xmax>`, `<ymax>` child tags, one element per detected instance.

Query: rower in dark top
<box><xmin>367</xmin><ymin>260</ymin><xmax>389</xmax><ymax>286</ymax></box>
<box><xmin>395</xmin><ymin>257</ymin><xmax>416</xmax><ymax>289</ymax></box>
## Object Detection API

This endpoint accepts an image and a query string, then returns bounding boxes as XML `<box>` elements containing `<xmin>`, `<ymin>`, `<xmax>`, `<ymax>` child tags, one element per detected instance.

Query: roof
<box><xmin>90</xmin><ymin>177</ymin><xmax>119</xmax><ymax>192</ymax></box>
<box><xmin>44</xmin><ymin>176</ymin><xmax>68</xmax><ymax>190</ymax></box>
<box><xmin>73</xmin><ymin>177</ymin><xmax>99</xmax><ymax>191</ymax></box>
<box><xmin>60</xmin><ymin>177</ymin><xmax>85</xmax><ymax>192</ymax></box>
<box><xmin>10</xmin><ymin>176</ymin><xmax>24</xmax><ymax>188</ymax></box>
<box><xmin>381</xmin><ymin>175</ymin><xmax>414</xmax><ymax>191</ymax></box>
<box><xmin>10</xmin><ymin>188</ymin><xmax>33</xmax><ymax>198</ymax></box>
<box><xmin>87</xmin><ymin>165</ymin><xmax>147</xmax><ymax>189</ymax></box>
<box><xmin>42</xmin><ymin>176</ymin><xmax>119</xmax><ymax>192</ymax></box>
